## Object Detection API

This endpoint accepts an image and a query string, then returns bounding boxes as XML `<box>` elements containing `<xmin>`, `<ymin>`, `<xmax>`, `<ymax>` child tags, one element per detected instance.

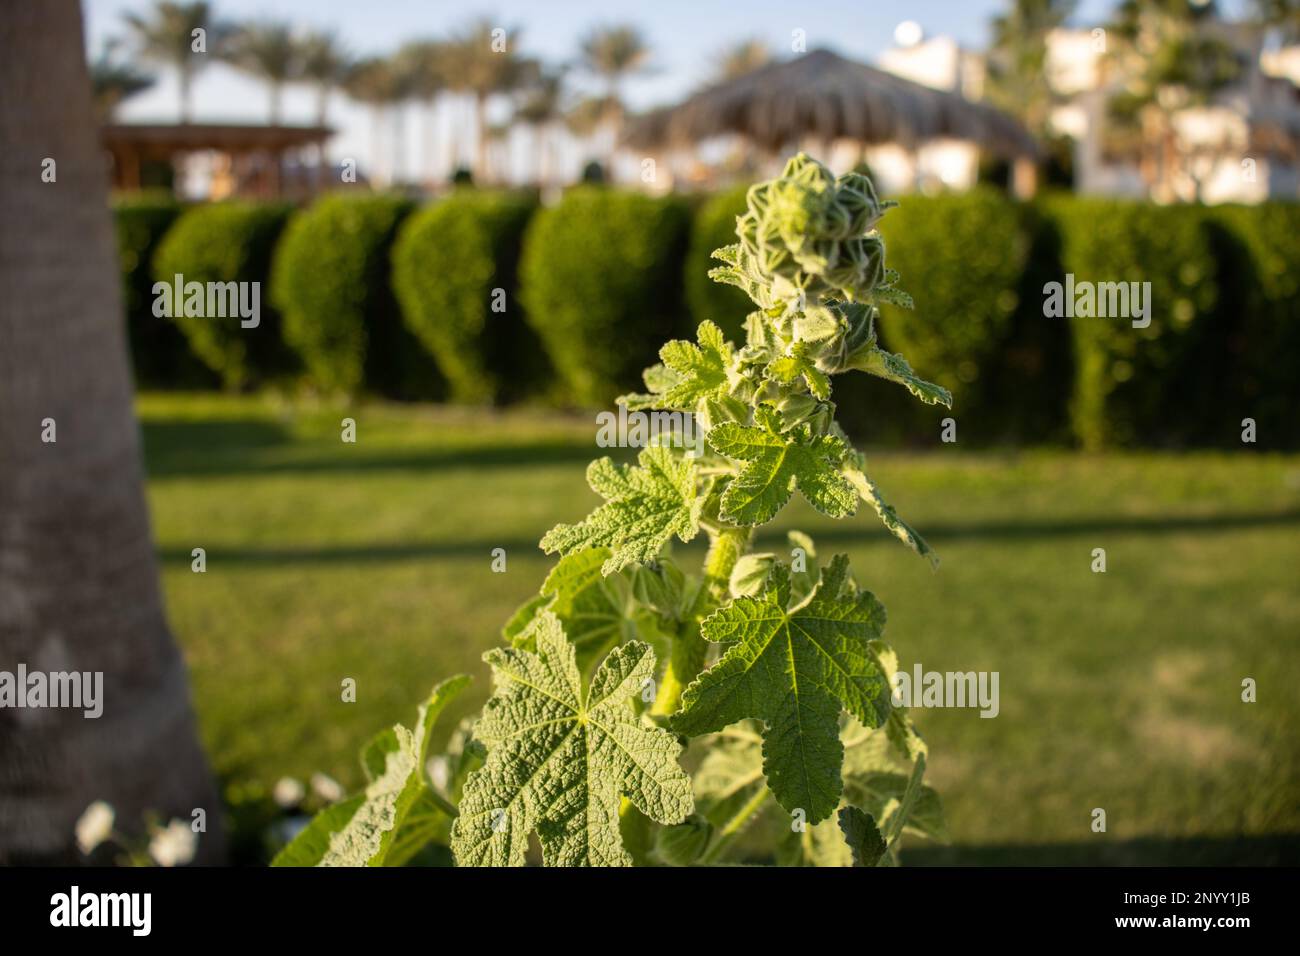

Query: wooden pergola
<box><xmin>101</xmin><ymin>123</ymin><xmax>334</xmax><ymax>199</ymax></box>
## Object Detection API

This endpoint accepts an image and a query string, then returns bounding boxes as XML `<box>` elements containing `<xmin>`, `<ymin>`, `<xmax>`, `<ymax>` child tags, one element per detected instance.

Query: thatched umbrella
<box><xmin>625</xmin><ymin>48</ymin><xmax>1038</xmax><ymax>160</ymax></box>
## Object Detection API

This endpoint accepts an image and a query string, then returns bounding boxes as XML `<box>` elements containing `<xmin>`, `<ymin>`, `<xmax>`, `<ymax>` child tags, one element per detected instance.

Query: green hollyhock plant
<box><xmin>276</xmin><ymin>154</ymin><xmax>952</xmax><ymax>867</ymax></box>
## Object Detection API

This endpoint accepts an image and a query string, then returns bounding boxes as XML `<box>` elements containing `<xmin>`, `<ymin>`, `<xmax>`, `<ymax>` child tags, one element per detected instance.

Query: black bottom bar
<box><xmin>0</xmin><ymin>865</ymin><xmax>1288</xmax><ymax>942</ymax></box>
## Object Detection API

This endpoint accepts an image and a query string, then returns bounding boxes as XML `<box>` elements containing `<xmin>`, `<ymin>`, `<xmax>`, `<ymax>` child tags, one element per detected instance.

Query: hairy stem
<box><xmin>699</xmin><ymin>786</ymin><xmax>770</xmax><ymax>864</ymax></box>
<box><xmin>651</xmin><ymin>525</ymin><xmax>751</xmax><ymax>718</ymax></box>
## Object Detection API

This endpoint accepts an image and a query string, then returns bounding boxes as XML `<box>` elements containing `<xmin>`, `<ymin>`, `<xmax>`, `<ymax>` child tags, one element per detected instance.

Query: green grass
<box><xmin>138</xmin><ymin>392</ymin><xmax>1300</xmax><ymax>864</ymax></box>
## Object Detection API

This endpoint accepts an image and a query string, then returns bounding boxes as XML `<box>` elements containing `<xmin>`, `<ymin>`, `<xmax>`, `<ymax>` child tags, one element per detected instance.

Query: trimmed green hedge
<box><xmin>272</xmin><ymin>194</ymin><xmax>437</xmax><ymax>397</ymax></box>
<box><xmin>1047</xmin><ymin>199</ymin><xmax>1224</xmax><ymax>449</ymax></box>
<box><xmin>392</xmin><ymin>191</ymin><xmax>542</xmax><ymax>403</ymax></box>
<box><xmin>684</xmin><ymin>183</ymin><xmax>752</xmax><ymax>341</ymax></box>
<box><xmin>519</xmin><ymin>187</ymin><xmax>691</xmax><ymax>406</ymax></box>
<box><xmin>110</xmin><ymin>186</ymin><xmax>1299</xmax><ymax>448</ymax></box>
<box><xmin>1212</xmin><ymin>204</ymin><xmax>1300</xmax><ymax>446</ymax></box>
<box><xmin>152</xmin><ymin>201</ymin><xmax>295</xmax><ymax>389</ymax></box>
<box><xmin>113</xmin><ymin>194</ymin><xmax>213</xmax><ymax>387</ymax></box>
<box><xmin>872</xmin><ymin>190</ymin><xmax>1029</xmax><ymax>437</ymax></box>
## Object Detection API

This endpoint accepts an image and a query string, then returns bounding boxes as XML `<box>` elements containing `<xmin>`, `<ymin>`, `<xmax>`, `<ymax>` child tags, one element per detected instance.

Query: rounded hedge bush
<box><xmin>684</xmin><ymin>184</ymin><xmax>752</xmax><ymax>342</ymax></box>
<box><xmin>834</xmin><ymin>190</ymin><xmax>1075</xmax><ymax>445</ymax></box>
<box><xmin>272</xmin><ymin>193</ymin><xmax>436</xmax><ymax>397</ymax></box>
<box><xmin>1047</xmin><ymin>199</ymin><xmax>1222</xmax><ymax>449</ymax></box>
<box><xmin>518</xmin><ymin>188</ymin><xmax>691</xmax><ymax>406</ymax></box>
<box><xmin>392</xmin><ymin>191</ymin><xmax>541</xmax><ymax>403</ymax></box>
<box><xmin>152</xmin><ymin>200</ymin><xmax>295</xmax><ymax>389</ymax></box>
<box><xmin>1211</xmin><ymin>203</ymin><xmax>1300</xmax><ymax>447</ymax></box>
<box><xmin>114</xmin><ymin>194</ymin><xmax>213</xmax><ymax>387</ymax></box>
<box><xmin>873</xmin><ymin>189</ymin><xmax>1029</xmax><ymax>423</ymax></box>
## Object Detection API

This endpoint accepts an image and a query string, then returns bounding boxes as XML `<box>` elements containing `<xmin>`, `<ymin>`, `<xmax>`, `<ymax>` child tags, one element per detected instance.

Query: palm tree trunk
<box><xmin>475</xmin><ymin>93</ymin><xmax>489</xmax><ymax>183</ymax></box>
<box><xmin>423</xmin><ymin>96</ymin><xmax>444</xmax><ymax>188</ymax></box>
<box><xmin>370</xmin><ymin>105</ymin><xmax>385</xmax><ymax>186</ymax></box>
<box><xmin>179</xmin><ymin>62</ymin><xmax>192</xmax><ymax>123</ymax></box>
<box><xmin>315</xmin><ymin>84</ymin><xmax>329</xmax><ymax>126</ymax></box>
<box><xmin>269</xmin><ymin>81</ymin><xmax>282</xmax><ymax>125</ymax></box>
<box><xmin>0</xmin><ymin>0</ymin><xmax>224</xmax><ymax>864</ymax></box>
<box><xmin>606</xmin><ymin>84</ymin><xmax>623</xmax><ymax>178</ymax></box>
<box><xmin>392</xmin><ymin>101</ymin><xmax>406</xmax><ymax>186</ymax></box>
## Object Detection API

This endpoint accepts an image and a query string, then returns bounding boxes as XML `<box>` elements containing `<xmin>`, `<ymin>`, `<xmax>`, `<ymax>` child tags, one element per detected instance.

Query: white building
<box><xmin>876</xmin><ymin>22</ymin><xmax>1300</xmax><ymax>203</ymax></box>
<box><xmin>871</xmin><ymin>34</ymin><xmax>990</xmax><ymax>194</ymax></box>
<box><xmin>1043</xmin><ymin>25</ymin><xmax>1300</xmax><ymax>203</ymax></box>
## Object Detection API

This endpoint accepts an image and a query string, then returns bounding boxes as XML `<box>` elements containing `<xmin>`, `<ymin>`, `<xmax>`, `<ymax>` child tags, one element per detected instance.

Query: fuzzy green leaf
<box><xmin>506</xmin><ymin>547</ymin><xmax>675</xmax><ymax>674</ymax></box>
<box><xmin>672</xmin><ymin>555</ymin><xmax>890</xmax><ymax>824</ymax></box>
<box><xmin>691</xmin><ymin>723</ymin><xmax>768</xmax><ymax>835</ymax></box>
<box><xmin>541</xmin><ymin>446</ymin><xmax>702</xmax><ymax>575</ymax></box>
<box><xmin>841</xmin><ymin>712</ymin><xmax>948</xmax><ymax>846</ymax></box>
<box><xmin>850</xmin><ymin>346</ymin><xmax>952</xmax><ymax>407</ymax></box>
<box><xmin>657</xmin><ymin>320</ymin><xmax>733</xmax><ymax>408</ymax></box>
<box><xmin>709</xmin><ymin>406</ymin><xmax>856</xmax><ymax>525</ymax></box>
<box><xmin>451</xmin><ymin>613</ymin><xmax>693</xmax><ymax>866</ymax></box>
<box><xmin>270</xmin><ymin>795</ymin><xmax>365</xmax><ymax>867</ymax></box>
<box><xmin>652</xmin><ymin>814</ymin><xmax>714</xmax><ymax>866</ymax></box>
<box><xmin>837</xmin><ymin>806</ymin><xmax>887</xmax><ymax>866</ymax></box>
<box><xmin>842</xmin><ymin>462</ymin><xmax>939</xmax><ymax>568</ymax></box>
<box><xmin>274</xmin><ymin>675</ymin><xmax>469</xmax><ymax>867</ymax></box>
<box><xmin>766</xmin><ymin>342</ymin><xmax>832</xmax><ymax>401</ymax></box>
<box><xmin>618</xmin><ymin>321</ymin><xmax>732</xmax><ymax>410</ymax></box>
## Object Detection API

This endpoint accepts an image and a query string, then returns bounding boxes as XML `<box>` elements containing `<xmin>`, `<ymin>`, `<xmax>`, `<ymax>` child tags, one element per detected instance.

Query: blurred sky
<box><xmin>83</xmin><ymin>0</ymin><xmax>1254</xmax><ymax>178</ymax></box>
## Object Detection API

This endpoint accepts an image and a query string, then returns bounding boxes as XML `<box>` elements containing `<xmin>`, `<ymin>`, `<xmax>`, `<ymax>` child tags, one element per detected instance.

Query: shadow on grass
<box><xmin>758</xmin><ymin>508</ymin><xmax>1300</xmax><ymax>545</ymax></box>
<box><xmin>141</xmin><ymin>418</ymin><xmax>597</xmax><ymax>477</ymax></box>
<box><xmin>142</xmin><ymin>418</ymin><xmax>290</xmax><ymax>454</ymax></box>
<box><xmin>156</xmin><ymin>507</ymin><xmax>1300</xmax><ymax>567</ymax></box>
<box><xmin>901</xmin><ymin>833</ymin><xmax>1300</xmax><ymax>866</ymax></box>
<box><xmin>157</xmin><ymin>538</ymin><xmax>547</xmax><ymax>565</ymax></box>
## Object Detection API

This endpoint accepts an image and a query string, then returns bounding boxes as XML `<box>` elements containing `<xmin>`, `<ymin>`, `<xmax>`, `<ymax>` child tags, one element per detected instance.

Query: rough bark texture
<box><xmin>0</xmin><ymin>0</ymin><xmax>225</xmax><ymax>864</ymax></box>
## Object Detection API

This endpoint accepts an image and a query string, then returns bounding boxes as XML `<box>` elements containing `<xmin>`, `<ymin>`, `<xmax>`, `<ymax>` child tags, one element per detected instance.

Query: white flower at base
<box><xmin>148</xmin><ymin>819</ymin><xmax>197</xmax><ymax>867</ymax></box>
<box><xmin>310</xmin><ymin>772</ymin><xmax>344</xmax><ymax>803</ymax></box>
<box><xmin>75</xmin><ymin>801</ymin><xmax>115</xmax><ymax>854</ymax></box>
<box><xmin>272</xmin><ymin>776</ymin><xmax>306</xmax><ymax>808</ymax></box>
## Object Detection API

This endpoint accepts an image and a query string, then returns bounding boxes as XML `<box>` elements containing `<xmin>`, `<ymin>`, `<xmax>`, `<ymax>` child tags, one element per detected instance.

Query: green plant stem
<box><xmin>651</xmin><ymin>525</ymin><xmax>751</xmax><ymax>718</ymax></box>
<box><xmin>699</xmin><ymin>787</ymin><xmax>770</xmax><ymax>865</ymax></box>
<box><xmin>622</xmin><ymin>525</ymin><xmax>750</xmax><ymax>865</ymax></box>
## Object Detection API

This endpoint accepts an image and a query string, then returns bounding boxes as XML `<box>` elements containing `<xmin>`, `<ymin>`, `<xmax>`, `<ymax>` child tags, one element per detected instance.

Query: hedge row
<box><xmin>392</xmin><ymin>190</ymin><xmax>540</xmax><ymax>403</ymax></box>
<box><xmin>154</xmin><ymin>201</ymin><xmax>295</xmax><ymax>389</ymax></box>
<box><xmin>114</xmin><ymin>188</ymin><xmax>1300</xmax><ymax>447</ymax></box>
<box><xmin>519</xmin><ymin>188</ymin><xmax>692</xmax><ymax>406</ymax></box>
<box><xmin>1207</xmin><ymin>203</ymin><xmax>1300</xmax><ymax>447</ymax></box>
<box><xmin>113</xmin><ymin>193</ymin><xmax>212</xmax><ymax>388</ymax></box>
<box><xmin>271</xmin><ymin>194</ymin><xmax>441</xmax><ymax>399</ymax></box>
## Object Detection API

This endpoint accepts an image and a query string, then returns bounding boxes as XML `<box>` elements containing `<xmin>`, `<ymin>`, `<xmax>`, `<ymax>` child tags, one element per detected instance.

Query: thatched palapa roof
<box><xmin>625</xmin><ymin>48</ymin><xmax>1038</xmax><ymax>159</ymax></box>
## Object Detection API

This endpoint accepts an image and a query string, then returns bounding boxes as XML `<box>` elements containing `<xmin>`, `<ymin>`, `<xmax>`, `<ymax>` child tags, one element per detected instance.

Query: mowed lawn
<box><xmin>138</xmin><ymin>392</ymin><xmax>1300</xmax><ymax>864</ymax></box>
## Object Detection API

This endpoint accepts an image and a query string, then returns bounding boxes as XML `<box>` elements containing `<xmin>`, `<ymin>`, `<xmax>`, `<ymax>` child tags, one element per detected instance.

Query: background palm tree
<box><xmin>0</xmin><ymin>0</ymin><xmax>224</xmax><ymax>864</ymax></box>
<box><xmin>515</xmin><ymin>68</ymin><xmax>567</xmax><ymax>189</ymax></box>
<box><xmin>395</xmin><ymin>39</ymin><xmax>448</xmax><ymax>185</ymax></box>
<box><xmin>122</xmin><ymin>0</ymin><xmax>218</xmax><ymax>122</ymax></box>
<box><xmin>985</xmin><ymin>0</ymin><xmax>1077</xmax><ymax>140</ymax></box>
<box><xmin>1250</xmin><ymin>0</ymin><xmax>1300</xmax><ymax>41</ymax></box>
<box><xmin>224</xmin><ymin>21</ymin><xmax>299</xmax><ymax>124</ymax></box>
<box><xmin>444</xmin><ymin>19</ymin><xmax>537</xmax><ymax>183</ymax></box>
<box><xmin>344</xmin><ymin>56</ymin><xmax>406</xmax><ymax>186</ymax></box>
<box><xmin>1106</xmin><ymin>0</ymin><xmax>1244</xmax><ymax>200</ymax></box>
<box><xmin>577</xmin><ymin>24</ymin><xmax>652</xmax><ymax>170</ymax></box>
<box><xmin>298</xmin><ymin>31</ymin><xmax>351</xmax><ymax>127</ymax></box>
<box><xmin>90</xmin><ymin>39</ymin><xmax>156</xmax><ymax>123</ymax></box>
<box><xmin>715</xmin><ymin>39</ymin><xmax>770</xmax><ymax>82</ymax></box>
